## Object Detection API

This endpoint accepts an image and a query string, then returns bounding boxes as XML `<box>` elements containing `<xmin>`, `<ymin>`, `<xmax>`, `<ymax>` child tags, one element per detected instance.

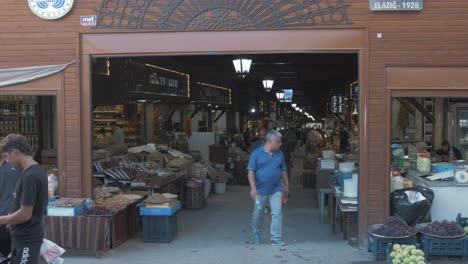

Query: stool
<box><xmin>319</xmin><ymin>188</ymin><xmax>332</xmax><ymax>223</ymax></box>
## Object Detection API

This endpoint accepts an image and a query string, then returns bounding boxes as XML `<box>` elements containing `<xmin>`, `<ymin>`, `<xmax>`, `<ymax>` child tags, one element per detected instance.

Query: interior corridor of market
<box><xmin>66</xmin><ymin>153</ymin><xmax>375</xmax><ymax>264</ymax></box>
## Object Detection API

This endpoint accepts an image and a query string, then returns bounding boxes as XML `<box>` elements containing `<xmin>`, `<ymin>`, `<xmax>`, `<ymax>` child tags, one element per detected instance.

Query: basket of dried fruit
<box><xmin>84</xmin><ymin>206</ymin><xmax>115</xmax><ymax>217</ymax></box>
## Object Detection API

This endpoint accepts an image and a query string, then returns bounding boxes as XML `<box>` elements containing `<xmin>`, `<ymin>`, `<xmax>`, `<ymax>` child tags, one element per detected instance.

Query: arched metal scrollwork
<box><xmin>95</xmin><ymin>0</ymin><xmax>352</xmax><ymax>30</ymax></box>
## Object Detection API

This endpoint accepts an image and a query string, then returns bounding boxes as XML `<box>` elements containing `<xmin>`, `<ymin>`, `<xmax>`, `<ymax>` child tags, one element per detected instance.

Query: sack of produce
<box><xmin>391</xmin><ymin>186</ymin><xmax>434</xmax><ymax>226</ymax></box>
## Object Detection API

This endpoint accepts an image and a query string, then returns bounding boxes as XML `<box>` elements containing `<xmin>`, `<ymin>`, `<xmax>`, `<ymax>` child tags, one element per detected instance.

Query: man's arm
<box><xmin>248</xmin><ymin>170</ymin><xmax>257</xmax><ymax>200</ymax></box>
<box><xmin>281</xmin><ymin>171</ymin><xmax>289</xmax><ymax>194</ymax></box>
<box><xmin>0</xmin><ymin>205</ymin><xmax>33</xmax><ymax>226</ymax></box>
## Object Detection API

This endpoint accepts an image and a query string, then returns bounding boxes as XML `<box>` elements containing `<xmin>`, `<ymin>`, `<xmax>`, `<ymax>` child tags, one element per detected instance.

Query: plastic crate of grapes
<box><xmin>420</xmin><ymin>234</ymin><xmax>466</xmax><ymax>258</ymax></box>
<box><xmin>367</xmin><ymin>217</ymin><xmax>419</xmax><ymax>260</ymax></box>
<box><xmin>385</xmin><ymin>243</ymin><xmax>429</xmax><ymax>264</ymax></box>
<box><xmin>456</xmin><ymin>213</ymin><xmax>468</xmax><ymax>228</ymax></box>
<box><xmin>368</xmin><ymin>233</ymin><xmax>418</xmax><ymax>260</ymax></box>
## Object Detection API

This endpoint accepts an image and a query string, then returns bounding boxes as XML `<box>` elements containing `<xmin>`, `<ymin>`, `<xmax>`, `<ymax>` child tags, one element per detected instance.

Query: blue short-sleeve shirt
<box><xmin>247</xmin><ymin>147</ymin><xmax>287</xmax><ymax>195</ymax></box>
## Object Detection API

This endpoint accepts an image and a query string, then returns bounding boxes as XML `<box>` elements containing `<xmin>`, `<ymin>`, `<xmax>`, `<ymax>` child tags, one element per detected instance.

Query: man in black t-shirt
<box><xmin>434</xmin><ymin>140</ymin><xmax>463</xmax><ymax>162</ymax></box>
<box><xmin>0</xmin><ymin>151</ymin><xmax>20</xmax><ymax>257</ymax></box>
<box><xmin>0</xmin><ymin>134</ymin><xmax>48</xmax><ymax>264</ymax></box>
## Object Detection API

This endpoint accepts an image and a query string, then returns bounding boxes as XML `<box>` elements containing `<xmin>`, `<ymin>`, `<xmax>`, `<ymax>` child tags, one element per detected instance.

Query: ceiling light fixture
<box><xmin>276</xmin><ymin>90</ymin><xmax>285</xmax><ymax>101</ymax></box>
<box><xmin>352</xmin><ymin>105</ymin><xmax>358</xmax><ymax>115</ymax></box>
<box><xmin>233</xmin><ymin>58</ymin><xmax>252</xmax><ymax>78</ymax></box>
<box><xmin>263</xmin><ymin>79</ymin><xmax>274</xmax><ymax>91</ymax></box>
<box><xmin>291</xmin><ymin>103</ymin><xmax>297</xmax><ymax>108</ymax></box>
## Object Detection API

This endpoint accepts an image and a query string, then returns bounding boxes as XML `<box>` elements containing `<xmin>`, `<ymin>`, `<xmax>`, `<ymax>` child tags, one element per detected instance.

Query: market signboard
<box><xmin>370</xmin><ymin>0</ymin><xmax>423</xmax><ymax>11</ymax></box>
<box><xmin>191</xmin><ymin>82</ymin><xmax>231</xmax><ymax>105</ymax></box>
<box><xmin>129</xmin><ymin>63</ymin><xmax>190</xmax><ymax>98</ymax></box>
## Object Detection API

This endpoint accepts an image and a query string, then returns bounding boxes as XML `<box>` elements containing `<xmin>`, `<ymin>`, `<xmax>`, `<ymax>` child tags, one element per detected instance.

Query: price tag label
<box><xmin>370</xmin><ymin>0</ymin><xmax>423</xmax><ymax>11</ymax></box>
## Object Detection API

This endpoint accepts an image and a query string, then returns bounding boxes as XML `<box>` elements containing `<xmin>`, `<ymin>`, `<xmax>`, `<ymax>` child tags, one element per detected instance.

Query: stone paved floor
<box><xmin>61</xmin><ymin>183</ymin><xmax>466</xmax><ymax>264</ymax></box>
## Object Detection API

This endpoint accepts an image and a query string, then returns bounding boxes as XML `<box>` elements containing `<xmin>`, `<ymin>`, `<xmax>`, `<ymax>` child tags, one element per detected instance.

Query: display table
<box><xmin>112</xmin><ymin>207</ymin><xmax>129</xmax><ymax>248</ymax></box>
<box><xmin>44</xmin><ymin>215</ymin><xmax>111</xmax><ymax>256</ymax></box>
<box><xmin>327</xmin><ymin>181</ymin><xmax>358</xmax><ymax>240</ymax></box>
<box><xmin>405</xmin><ymin>170</ymin><xmax>468</xmax><ymax>221</ymax></box>
<box><xmin>132</xmin><ymin>171</ymin><xmax>187</xmax><ymax>193</ymax></box>
<box><xmin>44</xmin><ymin>206</ymin><xmax>131</xmax><ymax>256</ymax></box>
<box><xmin>338</xmin><ymin>200</ymin><xmax>358</xmax><ymax>240</ymax></box>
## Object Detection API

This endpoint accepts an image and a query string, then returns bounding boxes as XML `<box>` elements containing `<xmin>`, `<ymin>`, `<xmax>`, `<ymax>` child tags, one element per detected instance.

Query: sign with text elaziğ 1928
<box><xmin>370</xmin><ymin>0</ymin><xmax>423</xmax><ymax>11</ymax></box>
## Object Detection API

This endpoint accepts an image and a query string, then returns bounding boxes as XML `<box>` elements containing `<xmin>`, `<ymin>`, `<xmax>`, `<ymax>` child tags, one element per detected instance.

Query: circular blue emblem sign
<box><xmin>28</xmin><ymin>0</ymin><xmax>74</xmax><ymax>20</ymax></box>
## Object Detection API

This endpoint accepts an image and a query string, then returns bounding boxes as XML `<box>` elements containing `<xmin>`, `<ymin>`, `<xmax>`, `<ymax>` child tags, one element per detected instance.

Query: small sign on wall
<box><xmin>80</xmin><ymin>16</ymin><xmax>97</xmax><ymax>26</ymax></box>
<box><xmin>370</xmin><ymin>0</ymin><xmax>423</xmax><ymax>11</ymax></box>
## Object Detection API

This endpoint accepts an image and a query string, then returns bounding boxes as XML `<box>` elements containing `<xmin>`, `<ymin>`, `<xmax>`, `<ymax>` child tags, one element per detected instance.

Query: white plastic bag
<box><xmin>47</xmin><ymin>174</ymin><xmax>58</xmax><ymax>197</ymax></box>
<box><xmin>40</xmin><ymin>239</ymin><xmax>65</xmax><ymax>264</ymax></box>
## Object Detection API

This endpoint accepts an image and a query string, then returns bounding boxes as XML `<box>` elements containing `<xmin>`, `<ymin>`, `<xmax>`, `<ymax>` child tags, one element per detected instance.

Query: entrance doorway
<box><xmin>82</xmin><ymin>28</ymin><xmax>368</xmax><ymax>242</ymax></box>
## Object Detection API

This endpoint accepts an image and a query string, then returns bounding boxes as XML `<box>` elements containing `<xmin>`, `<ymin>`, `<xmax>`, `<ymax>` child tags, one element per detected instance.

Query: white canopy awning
<box><xmin>0</xmin><ymin>60</ymin><xmax>77</xmax><ymax>87</ymax></box>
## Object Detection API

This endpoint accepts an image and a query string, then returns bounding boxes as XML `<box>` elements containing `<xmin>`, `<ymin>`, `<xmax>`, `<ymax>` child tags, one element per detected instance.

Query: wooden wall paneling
<box><xmin>81</xmin><ymin>54</ymin><xmax>92</xmax><ymax>198</ymax></box>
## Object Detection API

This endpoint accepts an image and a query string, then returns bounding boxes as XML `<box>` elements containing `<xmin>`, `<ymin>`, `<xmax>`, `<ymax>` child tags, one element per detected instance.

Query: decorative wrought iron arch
<box><xmin>95</xmin><ymin>0</ymin><xmax>352</xmax><ymax>30</ymax></box>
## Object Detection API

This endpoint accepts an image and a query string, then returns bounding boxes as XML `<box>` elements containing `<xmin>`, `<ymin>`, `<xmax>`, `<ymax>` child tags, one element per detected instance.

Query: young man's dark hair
<box><xmin>0</xmin><ymin>134</ymin><xmax>33</xmax><ymax>156</ymax></box>
<box><xmin>441</xmin><ymin>140</ymin><xmax>450</xmax><ymax>146</ymax></box>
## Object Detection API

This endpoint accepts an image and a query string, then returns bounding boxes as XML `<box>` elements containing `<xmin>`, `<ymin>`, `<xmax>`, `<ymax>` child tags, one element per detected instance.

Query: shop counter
<box><xmin>44</xmin><ymin>206</ymin><xmax>132</xmax><ymax>256</ymax></box>
<box><xmin>327</xmin><ymin>181</ymin><xmax>358</xmax><ymax>241</ymax></box>
<box><xmin>406</xmin><ymin>170</ymin><xmax>468</xmax><ymax>221</ymax></box>
<box><xmin>44</xmin><ymin>215</ymin><xmax>111</xmax><ymax>256</ymax></box>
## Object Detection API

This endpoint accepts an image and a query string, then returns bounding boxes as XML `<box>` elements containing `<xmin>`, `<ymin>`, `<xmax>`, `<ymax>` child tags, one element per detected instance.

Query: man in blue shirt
<box><xmin>247</xmin><ymin>130</ymin><xmax>289</xmax><ymax>246</ymax></box>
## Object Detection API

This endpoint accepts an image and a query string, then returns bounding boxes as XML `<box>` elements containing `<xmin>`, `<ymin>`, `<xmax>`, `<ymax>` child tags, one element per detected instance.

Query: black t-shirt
<box><xmin>0</xmin><ymin>161</ymin><xmax>20</xmax><ymax>216</ymax></box>
<box><xmin>10</xmin><ymin>164</ymin><xmax>48</xmax><ymax>242</ymax></box>
<box><xmin>435</xmin><ymin>147</ymin><xmax>463</xmax><ymax>160</ymax></box>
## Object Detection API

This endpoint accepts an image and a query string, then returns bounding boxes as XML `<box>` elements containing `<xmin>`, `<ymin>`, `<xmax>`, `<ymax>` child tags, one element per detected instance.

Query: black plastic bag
<box><xmin>390</xmin><ymin>186</ymin><xmax>434</xmax><ymax>226</ymax></box>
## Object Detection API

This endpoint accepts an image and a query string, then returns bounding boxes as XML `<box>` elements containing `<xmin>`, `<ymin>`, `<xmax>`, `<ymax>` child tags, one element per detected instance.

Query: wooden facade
<box><xmin>1</xmin><ymin>0</ymin><xmax>468</xmax><ymax>243</ymax></box>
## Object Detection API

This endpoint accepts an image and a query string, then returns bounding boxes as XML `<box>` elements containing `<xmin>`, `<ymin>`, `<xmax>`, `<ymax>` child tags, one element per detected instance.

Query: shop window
<box><xmin>0</xmin><ymin>94</ymin><xmax>59</xmax><ymax>189</ymax></box>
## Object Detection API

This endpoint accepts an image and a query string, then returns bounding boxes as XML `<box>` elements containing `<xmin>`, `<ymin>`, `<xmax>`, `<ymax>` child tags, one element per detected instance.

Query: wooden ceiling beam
<box><xmin>406</xmin><ymin>98</ymin><xmax>434</xmax><ymax>123</ymax></box>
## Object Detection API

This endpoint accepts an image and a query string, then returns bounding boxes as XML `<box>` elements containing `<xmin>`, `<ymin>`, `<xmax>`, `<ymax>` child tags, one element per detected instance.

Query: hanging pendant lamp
<box><xmin>232</xmin><ymin>58</ymin><xmax>252</xmax><ymax>78</ymax></box>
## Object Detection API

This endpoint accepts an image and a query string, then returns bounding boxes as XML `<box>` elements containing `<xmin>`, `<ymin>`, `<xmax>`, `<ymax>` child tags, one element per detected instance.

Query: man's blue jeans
<box><xmin>252</xmin><ymin>191</ymin><xmax>283</xmax><ymax>243</ymax></box>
